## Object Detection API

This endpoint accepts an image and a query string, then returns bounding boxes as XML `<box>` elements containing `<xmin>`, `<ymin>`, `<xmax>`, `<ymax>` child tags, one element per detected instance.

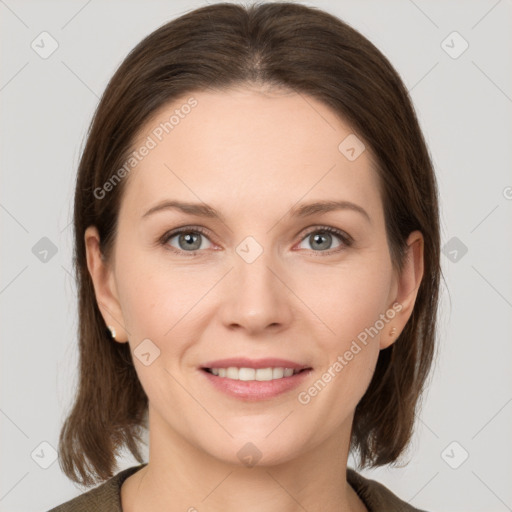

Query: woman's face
<box><xmin>86</xmin><ymin>86</ymin><xmax>423</xmax><ymax>467</ymax></box>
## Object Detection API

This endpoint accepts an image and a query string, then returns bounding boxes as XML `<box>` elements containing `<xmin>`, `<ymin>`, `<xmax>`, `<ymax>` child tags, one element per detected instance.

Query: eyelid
<box><xmin>299</xmin><ymin>225</ymin><xmax>353</xmax><ymax>245</ymax></box>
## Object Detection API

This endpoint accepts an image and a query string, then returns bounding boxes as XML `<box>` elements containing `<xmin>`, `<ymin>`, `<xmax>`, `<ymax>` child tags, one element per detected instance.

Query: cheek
<box><xmin>296</xmin><ymin>263</ymin><xmax>389</xmax><ymax>424</ymax></box>
<box><xmin>302</xmin><ymin>256</ymin><xmax>394</xmax><ymax>348</ymax></box>
<box><xmin>115</xmin><ymin>246</ymin><xmax>203</xmax><ymax>336</ymax></box>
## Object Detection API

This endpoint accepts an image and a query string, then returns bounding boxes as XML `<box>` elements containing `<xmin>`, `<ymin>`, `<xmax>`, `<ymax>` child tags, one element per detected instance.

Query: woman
<box><xmin>49</xmin><ymin>2</ymin><xmax>440</xmax><ymax>511</ymax></box>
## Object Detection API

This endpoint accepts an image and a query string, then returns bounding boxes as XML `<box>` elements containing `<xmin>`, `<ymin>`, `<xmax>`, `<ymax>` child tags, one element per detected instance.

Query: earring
<box><xmin>389</xmin><ymin>326</ymin><xmax>397</xmax><ymax>337</ymax></box>
<box><xmin>108</xmin><ymin>325</ymin><xmax>116</xmax><ymax>340</ymax></box>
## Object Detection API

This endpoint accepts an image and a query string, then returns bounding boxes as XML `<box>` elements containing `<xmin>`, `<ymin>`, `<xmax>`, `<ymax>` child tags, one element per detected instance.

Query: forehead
<box><xmin>120</xmin><ymin>87</ymin><xmax>381</xmax><ymax>222</ymax></box>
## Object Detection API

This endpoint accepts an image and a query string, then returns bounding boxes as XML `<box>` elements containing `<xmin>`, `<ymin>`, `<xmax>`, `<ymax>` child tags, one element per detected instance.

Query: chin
<box><xmin>195</xmin><ymin>426</ymin><xmax>313</xmax><ymax>469</ymax></box>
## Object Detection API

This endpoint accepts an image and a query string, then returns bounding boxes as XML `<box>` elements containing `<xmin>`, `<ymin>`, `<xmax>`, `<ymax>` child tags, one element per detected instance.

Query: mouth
<box><xmin>199</xmin><ymin>358</ymin><xmax>313</xmax><ymax>401</ymax></box>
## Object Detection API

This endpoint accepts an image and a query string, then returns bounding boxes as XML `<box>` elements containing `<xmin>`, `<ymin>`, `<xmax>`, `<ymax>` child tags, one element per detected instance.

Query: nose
<box><xmin>219</xmin><ymin>244</ymin><xmax>294</xmax><ymax>335</ymax></box>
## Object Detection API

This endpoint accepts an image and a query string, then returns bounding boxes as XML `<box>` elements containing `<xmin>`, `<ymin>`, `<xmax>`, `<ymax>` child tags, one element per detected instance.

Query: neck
<box><xmin>121</xmin><ymin>406</ymin><xmax>367</xmax><ymax>512</ymax></box>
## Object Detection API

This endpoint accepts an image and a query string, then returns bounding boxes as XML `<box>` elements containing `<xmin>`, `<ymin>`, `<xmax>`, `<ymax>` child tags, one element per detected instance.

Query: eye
<box><xmin>161</xmin><ymin>226</ymin><xmax>214</xmax><ymax>255</ymax></box>
<box><xmin>296</xmin><ymin>226</ymin><xmax>353</xmax><ymax>254</ymax></box>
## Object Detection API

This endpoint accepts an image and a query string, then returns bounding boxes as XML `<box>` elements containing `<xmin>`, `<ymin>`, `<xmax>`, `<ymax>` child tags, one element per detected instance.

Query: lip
<box><xmin>201</xmin><ymin>357</ymin><xmax>310</xmax><ymax>371</ymax></box>
<box><xmin>199</xmin><ymin>357</ymin><xmax>313</xmax><ymax>401</ymax></box>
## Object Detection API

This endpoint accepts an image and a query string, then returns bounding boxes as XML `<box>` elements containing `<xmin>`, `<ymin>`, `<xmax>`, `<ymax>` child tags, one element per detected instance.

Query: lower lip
<box><xmin>200</xmin><ymin>369</ymin><xmax>312</xmax><ymax>401</ymax></box>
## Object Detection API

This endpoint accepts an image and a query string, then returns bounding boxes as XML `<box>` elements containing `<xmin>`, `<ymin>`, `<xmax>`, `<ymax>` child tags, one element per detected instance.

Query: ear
<box><xmin>84</xmin><ymin>225</ymin><xmax>128</xmax><ymax>344</ymax></box>
<box><xmin>380</xmin><ymin>230</ymin><xmax>424</xmax><ymax>350</ymax></box>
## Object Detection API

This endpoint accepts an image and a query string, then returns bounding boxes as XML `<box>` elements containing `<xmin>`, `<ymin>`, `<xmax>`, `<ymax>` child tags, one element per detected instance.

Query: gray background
<box><xmin>1</xmin><ymin>0</ymin><xmax>511</xmax><ymax>511</ymax></box>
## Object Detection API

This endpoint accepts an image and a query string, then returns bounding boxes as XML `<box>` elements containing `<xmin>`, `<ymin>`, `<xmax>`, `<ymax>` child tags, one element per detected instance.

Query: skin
<box><xmin>85</xmin><ymin>86</ymin><xmax>424</xmax><ymax>512</ymax></box>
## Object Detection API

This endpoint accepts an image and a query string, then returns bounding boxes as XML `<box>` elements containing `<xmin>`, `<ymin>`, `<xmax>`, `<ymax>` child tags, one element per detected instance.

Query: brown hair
<box><xmin>60</xmin><ymin>1</ymin><xmax>441</xmax><ymax>486</ymax></box>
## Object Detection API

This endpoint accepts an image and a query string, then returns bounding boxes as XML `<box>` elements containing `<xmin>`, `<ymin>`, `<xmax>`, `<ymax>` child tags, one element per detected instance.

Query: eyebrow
<box><xmin>142</xmin><ymin>199</ymin><xmax>371</xmax><ymax>223</ymax></box>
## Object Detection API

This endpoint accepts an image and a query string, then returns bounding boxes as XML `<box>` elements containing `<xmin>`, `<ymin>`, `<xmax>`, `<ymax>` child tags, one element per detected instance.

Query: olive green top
<box><xmin>48</xmin><ymin>463</ymin><xmax>427</xmax><ymax>511</ymax></box>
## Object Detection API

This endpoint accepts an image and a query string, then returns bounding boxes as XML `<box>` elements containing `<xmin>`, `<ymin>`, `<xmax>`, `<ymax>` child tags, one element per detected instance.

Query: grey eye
<box><xmin>298</xmin><ymin>231</ymin><xmax>343</xmax><ymax>251</ymax></box>
<box><xmin>167</xmin><ymin>231</ymin><xmax>212</xmax><ymax>251</ymax></box>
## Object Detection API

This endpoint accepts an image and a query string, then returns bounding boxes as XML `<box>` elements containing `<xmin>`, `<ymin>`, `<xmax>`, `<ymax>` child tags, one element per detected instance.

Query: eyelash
<box><xmin>159</xmin><ymin>225</ymin><xmax>353</xmax><ymax>257</ymax></box>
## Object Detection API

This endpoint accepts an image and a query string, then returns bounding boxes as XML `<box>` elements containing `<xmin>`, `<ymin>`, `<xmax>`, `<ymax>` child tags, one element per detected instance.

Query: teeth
<box><xmin>255</xmin><ymin>367</ymin><xmax>273</xmax><ymax>381</ymax></box>
<box><xmin>238</xmin><ymin>368</ymin><xmax>255</xmax><ymax>381</ymax></box>
<box><xmin>208</xmin><ymin>366</ymin><xmax>300</xmax><ymax>381</ymax></box>
<box><xmin>273</xmin><ymin>367</ymin><xmax>284</xmax><ymax>379</ymax></box>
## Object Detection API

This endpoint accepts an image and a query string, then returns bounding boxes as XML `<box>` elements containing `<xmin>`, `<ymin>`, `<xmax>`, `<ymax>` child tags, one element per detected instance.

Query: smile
<box><xmin>200</xmin><ymin>358</ymin><xmax>313</xmax><ymax>400</ymax></box>
<box><xmin>203</xmin><ymin>367</ymin><xmax>306</xmax><ymax>381</ymax></box>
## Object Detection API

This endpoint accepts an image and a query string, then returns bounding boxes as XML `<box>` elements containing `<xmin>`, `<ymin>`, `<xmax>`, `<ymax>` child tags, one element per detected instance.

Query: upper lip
<box><xmin>201</xmin><ymin>358</ymin><xmax>311</xmax><ymax>370</ymax></box>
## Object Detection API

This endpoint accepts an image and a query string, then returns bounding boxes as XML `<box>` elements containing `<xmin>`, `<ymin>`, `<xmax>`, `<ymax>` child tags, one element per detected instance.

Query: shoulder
<box><xmin>47</xmin><ymin>463</ymin><xmax>148</xmax><ymax>512</ymax></box>
<box><xmin>347</xmin><ymin>468</ymin><xmax>429</xmax><ymax>512</ymax></box>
